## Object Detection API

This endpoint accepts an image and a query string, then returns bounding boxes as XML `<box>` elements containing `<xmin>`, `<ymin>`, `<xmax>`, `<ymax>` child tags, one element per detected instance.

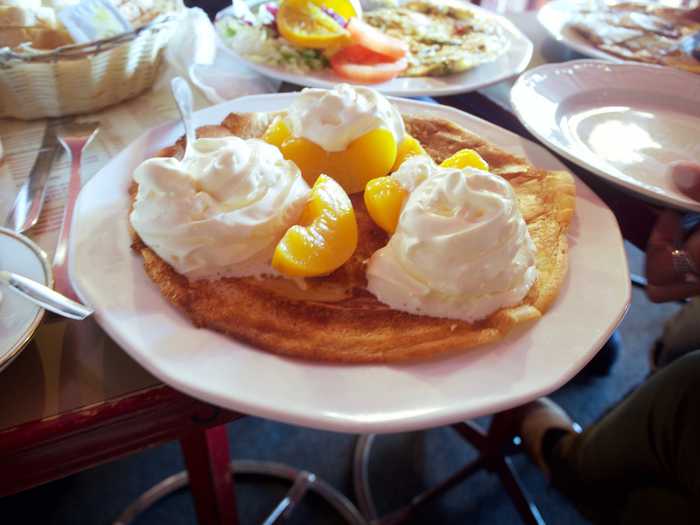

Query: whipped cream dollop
<box><xmin>130</xmin><ymin>136</ymin><xmax>310</xmax><ymax>280</ymax></box>
<box><xmin>366</xmin><ymin>156</ymin><xmax>537</xmax><ymax>322</ymax></box>
<box><xmin>286</xmin><ymin>84</ymin><xmax>405</xmax><ymax>152</ymax></box>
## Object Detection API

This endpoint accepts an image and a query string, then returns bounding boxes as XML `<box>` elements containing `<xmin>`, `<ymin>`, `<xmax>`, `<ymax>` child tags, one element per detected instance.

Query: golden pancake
<box><xmin>129</xmin><ymin>112</ymin><xmax>575</xmax><ymax>363</ymax></box>
<box><xmin>569</xmin><ymin>2</ymin><xmax>700</xmax><ymax>74</ymax></box>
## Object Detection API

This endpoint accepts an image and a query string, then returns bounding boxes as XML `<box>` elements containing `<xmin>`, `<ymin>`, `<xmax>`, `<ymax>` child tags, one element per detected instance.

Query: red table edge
<box><xmin>0</xmin><ymin>383</ymin><xmax>242</xmax><ymax>497</ymax></box>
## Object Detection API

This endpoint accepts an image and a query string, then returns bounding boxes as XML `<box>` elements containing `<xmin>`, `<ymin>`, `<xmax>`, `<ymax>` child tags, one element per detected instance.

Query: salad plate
<box><xmin>215</xmin><ymin>1</ymin><xmax>533</xmax><ymax>97</ymax></box>
<box><xmin>70</xmin><ymin>94</ymin><xmax>629</xmax><ymax>434</ymax></box>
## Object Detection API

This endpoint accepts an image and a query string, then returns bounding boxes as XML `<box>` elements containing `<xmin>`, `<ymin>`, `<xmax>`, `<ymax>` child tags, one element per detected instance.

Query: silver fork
<box><xmin>53</xmin><ymin>121</ymin><xmax>100</xmax><ymax>301</ymax></box>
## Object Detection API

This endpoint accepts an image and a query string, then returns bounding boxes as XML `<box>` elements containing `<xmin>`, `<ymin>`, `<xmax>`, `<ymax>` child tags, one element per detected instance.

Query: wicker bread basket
<box><xmin>0</xmin><ymin>11</ymin><xmax>180</xmax><ymax>120</ymax></box>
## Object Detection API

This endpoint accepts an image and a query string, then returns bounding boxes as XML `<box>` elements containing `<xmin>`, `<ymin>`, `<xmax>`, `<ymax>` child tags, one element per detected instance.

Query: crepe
<box><xmin>363</xmin><ymin>0</ymin><xmax>510</xmax><ymax>77</ymax></box>
<box><xmin>569</xmin><ymin>2</ymin><xmax>700</xmax><ymax>74</ymax></box>
<box><xmin>130</xmin><ymin>113</ymin><xmax>575</xmax><ymax>363</ymax></box>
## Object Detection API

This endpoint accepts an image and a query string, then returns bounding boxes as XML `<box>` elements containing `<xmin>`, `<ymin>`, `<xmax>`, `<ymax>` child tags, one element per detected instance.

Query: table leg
<box><xmin>180</xmin><ymin>425</ymin><xmax>238</xmax><ymax>525</ymax></box>
<box><xmin>494</xmin><ymin>457</ymin><xmax>545</xmax><ymax>525</ymax></box>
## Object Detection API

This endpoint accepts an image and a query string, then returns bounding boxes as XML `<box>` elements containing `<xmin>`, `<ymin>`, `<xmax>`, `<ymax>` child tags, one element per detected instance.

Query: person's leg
<box><xmin>552</xmin><ymin>350</ymin><xmax>700</xmax><ymax>490</ymax></box>
<box><xmin>654</xmin><ymin>298</ymin><xmax>700</xmax><ymax>369</ymax></box>
<box><xmin>618</xmin><ymin>486</ymin><xmax>695</xmax><ymax>525</ymax></box>
<box><xmin>518</xmin><ymin>351</ymin><xmax>700</xmax><ymax>523</ymax></box>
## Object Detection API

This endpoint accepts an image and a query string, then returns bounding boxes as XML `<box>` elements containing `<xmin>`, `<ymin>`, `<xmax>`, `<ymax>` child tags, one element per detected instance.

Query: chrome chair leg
<box><xmin>115</xmin><ymin>460</ymin><xmax>368</xmax><ymax>525</ymax></box>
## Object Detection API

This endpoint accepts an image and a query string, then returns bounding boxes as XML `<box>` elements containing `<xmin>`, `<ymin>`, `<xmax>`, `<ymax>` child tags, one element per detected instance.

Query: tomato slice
<box><xmin>346</xmin><ymin>17</ymin><xmax>408</xmax><ymax>60</ymax></box>
<box><xmin>330</xmin><ymin>44</ymin><xmax>407</xmax><ymax>83</ymax></box>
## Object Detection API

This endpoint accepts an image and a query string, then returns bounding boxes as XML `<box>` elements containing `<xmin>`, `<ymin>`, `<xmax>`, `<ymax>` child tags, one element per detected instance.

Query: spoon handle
<box><xmin>53</xmin><ymin>137</ymin><xmax>88</xmax><ymax>301</ymax></box>
<box><xmin>170</xmin><ymin>77</ymin><xmax>196</xmax><ymax>157</ymax></box>
<box><xmin>0</xmin><ymin>270</ymin><xmax>93</xmax><ymax>320</ymax></box>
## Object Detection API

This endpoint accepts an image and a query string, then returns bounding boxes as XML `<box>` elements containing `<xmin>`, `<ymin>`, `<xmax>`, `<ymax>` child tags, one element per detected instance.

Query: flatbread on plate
<box><xmin>130</xmin><ymin>112</ymin><xmax>575</xmax><ymax>362</ymax></box>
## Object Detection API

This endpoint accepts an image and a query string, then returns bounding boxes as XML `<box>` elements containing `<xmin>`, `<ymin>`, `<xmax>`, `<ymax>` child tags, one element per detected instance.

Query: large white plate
<box><xmin>69</xmin><ymin>94</ymin><xmax>629</xmax><ymax>434</ymax></box>
<box><xmin>215</xmin><ymin>3</ymin><xmax>534</xmax><ymax>97</ymax></box>
<box><xmin>511</xmin><ymin>59</ymin><xmax>700</xmax><ymax>212</ymax></box>
<box><xmin>0</xmin><ymin>228</ymin><xmax>52</xmax><ymax>373</ymax></box>
<box><xmin>537</xmin><ymin>0</ymin><xmax>626</xmax><ymax>62</ymax></box>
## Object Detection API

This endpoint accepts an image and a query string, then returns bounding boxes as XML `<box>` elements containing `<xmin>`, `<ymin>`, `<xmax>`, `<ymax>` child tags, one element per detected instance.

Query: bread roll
<box><xmin>0</xmin><ymin>0</ymin><xmax>179</xmax><ymax>49</ymax></box>
<box><xmin>0</xmin><ymin>5</ymin><xmax>55</xmax><ymax>26</ymax></box>
<box><xmin>0</xmin><ymin>26</ymin><xmax>70</xmax><ymax>49</ymax></box>
<box><xmin>32</xmin><ymin>26</ymin><xmax>71</xmax><ymax>48</ymax></box>
<box><xmin>0</xmin><ymin>0</ymin><xmax>42</xmax><ymax>9</ymax></box>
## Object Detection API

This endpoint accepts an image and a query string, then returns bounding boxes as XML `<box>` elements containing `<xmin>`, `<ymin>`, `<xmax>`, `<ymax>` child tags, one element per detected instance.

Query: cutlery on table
<box><xmin>4</xmin><ymin>117</ymin><xmax>69</xmax><ymax>233</ymax></box>
<box><xmin>0</xmin><ymin>269</ymin><xmax>93</xmax><ymax>320</ymax></box>
<box><xmin>53</xmin><ymin>121</ymin><xmax>100</xmax><ymax>301</ymax></box>
<box><xmin>170</xmin><ymin>76</ymin><xmax>196</xmax><ymax>159</ymax></box>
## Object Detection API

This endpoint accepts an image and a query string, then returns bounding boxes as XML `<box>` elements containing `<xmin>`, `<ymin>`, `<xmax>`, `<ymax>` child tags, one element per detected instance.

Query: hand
<box><xmin>671</xmin><ymin>161</ymin><xmax>700</xmax><ymax>201</ymax></box>
<box><xmin>645</xmin><ymin>210</ymin><xmax>700</xmax><ymax>303</ymax></box>
<box><xmin>687</xmin><ymin>6</ymin><xmax>700</xmax><ymax>22</ymax></box>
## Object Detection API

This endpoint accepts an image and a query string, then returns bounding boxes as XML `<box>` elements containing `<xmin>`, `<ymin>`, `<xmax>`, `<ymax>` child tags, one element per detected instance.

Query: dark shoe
<box><xmin>511</xmin><ymin>398</ymin><xmax>581</xmax><ymax>478</ymax></box>
<box><xmin>577</xmin><ymin>330</ymin><xmax>621</xmax><ymax>379</ymax></box>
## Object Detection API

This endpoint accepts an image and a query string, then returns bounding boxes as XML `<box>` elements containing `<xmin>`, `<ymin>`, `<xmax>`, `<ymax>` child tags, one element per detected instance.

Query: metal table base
<box><xmin>115</xmin><ymin>460</ymin><xmax>368</xmax><ymax>525</ymax></box>
<box><xmin>353</xmin><ymin>416</ymin><xmax>546</xmax><ymax>525</ymax></box>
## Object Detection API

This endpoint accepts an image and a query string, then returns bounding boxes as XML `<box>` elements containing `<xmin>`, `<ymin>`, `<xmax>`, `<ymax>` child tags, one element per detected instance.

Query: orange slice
<box><xmin>366</xmin><ymin>147</ymin><xmax>490</xmax><ymax>234</ymax></box>
<box><xmin>263</xmin><ymin>118</ymin><xmax>397</xmax><ymax>194</ymax></box>
<box><xmin>439</xmin><ymin>148</ymin><xmax>489</xmax><ymax>171</ymax></box>
<box><xmin>277</xmin><ymin>0</ymin><xmax>350</xmax><ymax>49</ymax></box>
<box><xmin>391</xmin><ymin>134</ymin><xmax>427</xmax><ymax>171</ymax></box>
<box><xmin>272</xmin><ymin>174</ymin><xmax>358</xmax><ymax>277</ymax></box>
<box><xmin>314</xmin><ymin>0</ymin><xmax>359</xmax><ymax>20</ymax></box>
<box><xmin>364</xmin><ymin>176</ymin><xmax>407</xmax><ymax>234</ymax></box>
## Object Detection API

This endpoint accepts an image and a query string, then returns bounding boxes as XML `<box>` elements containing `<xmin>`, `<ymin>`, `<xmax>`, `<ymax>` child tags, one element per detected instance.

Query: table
<box><xmin>0</xmin><ymin>3</ymin><xmax>652</xmax><ymax>524</ymax></box>
<box><xmin>0</xmin><ymin>316</ymin><xmax>243</xmax><ymax>523</ymax></box>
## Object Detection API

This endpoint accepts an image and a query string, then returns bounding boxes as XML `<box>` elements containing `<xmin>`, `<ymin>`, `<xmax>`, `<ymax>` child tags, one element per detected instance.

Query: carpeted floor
<box><xmin>0</xmin><ymin>243</ymin><xmax>684</xmax><ymax>524</ymax></box>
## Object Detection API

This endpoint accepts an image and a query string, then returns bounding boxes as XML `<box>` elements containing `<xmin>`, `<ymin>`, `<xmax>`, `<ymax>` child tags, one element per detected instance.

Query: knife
<box><xmin>4</xmin><ymin>120</ymin><xmax>63</xmax><ymax>233</ymax></box>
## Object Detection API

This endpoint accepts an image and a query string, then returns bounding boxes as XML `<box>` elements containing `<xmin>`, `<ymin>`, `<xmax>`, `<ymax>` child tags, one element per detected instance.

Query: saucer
<box><xmin>0</xmin><ymin>227</ymin><xmax>53</xmax><ymax>373</ymax></box>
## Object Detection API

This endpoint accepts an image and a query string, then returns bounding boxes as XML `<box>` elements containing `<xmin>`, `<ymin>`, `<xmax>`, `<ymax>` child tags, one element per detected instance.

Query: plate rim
<box><xmin>0</xmin><ymin>227</ymin><xmax>53</xmax><ymax>374</ymax></box>
<box><xmin>510</xmin><ymin>58</ymin><xmax>700</xmax><ymax>212</ymax></box>
<box><xmin>70</xmin><ymin>94</ymin><xmax>631</xmax><ymax>433</ymax></box>
<box><xmin>214</xmin><ymin>1</ymin><xmax>534</xmax><ymax>97</ymax></box>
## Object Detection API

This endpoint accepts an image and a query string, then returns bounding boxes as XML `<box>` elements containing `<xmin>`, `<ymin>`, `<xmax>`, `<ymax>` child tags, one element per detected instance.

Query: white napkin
<box><xmin>156</xmin><ymin>7</ymin><xmax>280</xmax><ymax>104</ymax></box>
